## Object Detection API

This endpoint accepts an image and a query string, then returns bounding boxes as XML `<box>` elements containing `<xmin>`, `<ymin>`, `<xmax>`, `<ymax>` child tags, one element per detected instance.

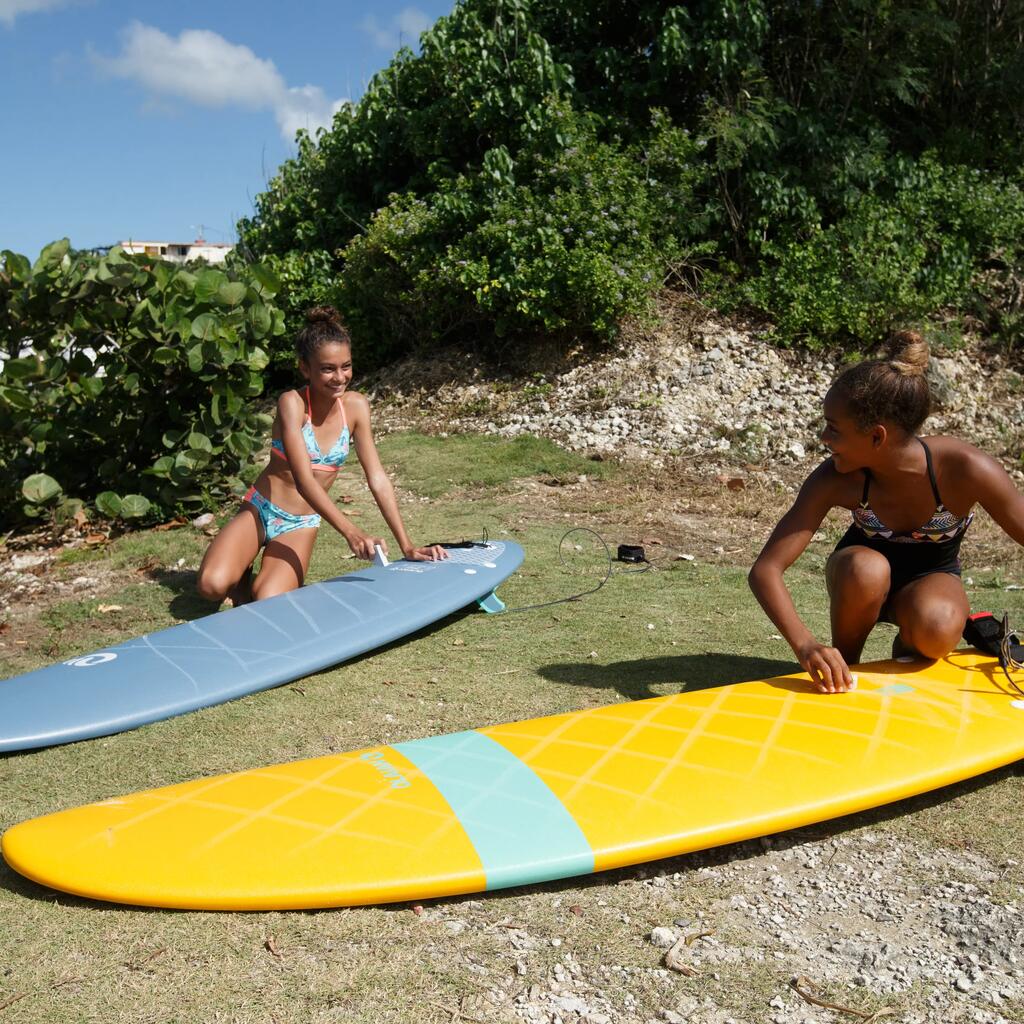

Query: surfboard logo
<box><xmin>64</xmin><ymin>652</ymin><xmax>118</xmax><ymax>668</ymax></box>
<box><xmin>359</xmin><ymin>750</ymin><xmax>411</xmax><ymax>789</ymax></box>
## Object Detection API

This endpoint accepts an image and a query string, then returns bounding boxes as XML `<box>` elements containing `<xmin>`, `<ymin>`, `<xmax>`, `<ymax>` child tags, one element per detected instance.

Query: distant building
<box><xmin>118</xmin><ymin>238</ymin><xmax>234</xmax><ymax>264</ymax></box>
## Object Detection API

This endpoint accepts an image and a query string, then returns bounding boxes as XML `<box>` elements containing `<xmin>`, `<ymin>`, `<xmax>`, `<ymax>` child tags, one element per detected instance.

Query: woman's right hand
<box><xmin>795</xmin><ymin>640</ymin><xmax>854</xmax><ymax>694</ymax></box>
<box><xmin>345</xmin><ymin>530</ymin><xmax>382</xmax><ymax>561</ymax></box>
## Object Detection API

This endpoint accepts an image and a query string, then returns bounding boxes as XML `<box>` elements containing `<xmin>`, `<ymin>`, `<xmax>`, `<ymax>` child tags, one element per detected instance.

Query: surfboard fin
<box><xmin>477</xmin><ymin>591</ymin><xmax>506</xmax><ymax>614</ymax></box>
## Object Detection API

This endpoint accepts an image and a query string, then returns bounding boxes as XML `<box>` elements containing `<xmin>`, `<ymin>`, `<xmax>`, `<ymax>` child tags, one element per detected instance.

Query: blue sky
<box><xmin>0</xmin><ymin>0</ymin><xmax>454</xmax><ymax>258</ymax></box>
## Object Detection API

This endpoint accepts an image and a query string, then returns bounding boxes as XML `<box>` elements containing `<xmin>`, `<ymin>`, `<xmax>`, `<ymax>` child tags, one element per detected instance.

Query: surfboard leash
<box><xmin>498</xmin><ymin>527</ymin><xmax>654</xmax><ymax>614</ymax></box>
<box><xmin>997</xmin><ymin>612</ymin><xmax>1024</xmax><ymax>697</ymax></box>
<box><xmin>429</xmin><ymin>527</ymin><xmax>653</xmax><ymax>613</ymax></box>
<box><xmin>964</xmin><ymin>611</ymin><xmax>1024</xmax><ymax>696</ymax></box>
<box><xmin>497</xmin><ymin>527</ymin><xmax>613</xmax><ymax>613</ymax></box>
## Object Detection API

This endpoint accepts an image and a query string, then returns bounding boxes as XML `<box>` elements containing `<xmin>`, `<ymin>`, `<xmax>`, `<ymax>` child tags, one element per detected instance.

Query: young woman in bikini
<box><xmin>749</xmin><ymin>331</ymin><xmax>1024</xmax><ymax>693</ymax></box>
<box><xmin>196</xmin><ymin>306</ymin><xmax>447</xmax><ymax>605</ymax></box>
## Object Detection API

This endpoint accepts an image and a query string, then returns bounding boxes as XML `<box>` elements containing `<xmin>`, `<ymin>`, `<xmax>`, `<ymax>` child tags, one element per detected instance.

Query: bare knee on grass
<box><xmin>902</xmin><ymin>601</ymin><xmax>968</xmax><ymax>659</ymax></box>
<box><xmin>195</xmin><ymin>566</ymin><xmax>234</xmax><ymax>603</ymax></box>
<box><xmin>826</xmin><ymin>546</ymin><xmax>891</xmax><ymax>663</ymax></box>
<box><xmin>196</xmin><ymin>505</ymin><xmax>262</xmax><ymax>603</ymax></box>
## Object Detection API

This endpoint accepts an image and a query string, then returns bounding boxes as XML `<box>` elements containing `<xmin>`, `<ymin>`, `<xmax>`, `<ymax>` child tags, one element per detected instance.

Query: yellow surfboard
<box><xmin>4</xmin><ymin>651</ymin><xmax>1023</xmax><ymax>910</ymax></box>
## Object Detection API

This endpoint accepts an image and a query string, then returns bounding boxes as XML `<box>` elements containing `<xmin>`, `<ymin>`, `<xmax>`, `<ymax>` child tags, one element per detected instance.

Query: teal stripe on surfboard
<box><xmin>394</xmin><ymin>731</ymin><xmax>594</xmax><ymax>888</ymax></box>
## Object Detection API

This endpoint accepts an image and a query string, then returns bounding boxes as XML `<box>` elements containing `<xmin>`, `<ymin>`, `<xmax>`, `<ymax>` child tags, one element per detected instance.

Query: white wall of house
<box><xmin>118</xmin><ymin>239</ymin><xmax>233</xmax><ymax>264</ymax></box>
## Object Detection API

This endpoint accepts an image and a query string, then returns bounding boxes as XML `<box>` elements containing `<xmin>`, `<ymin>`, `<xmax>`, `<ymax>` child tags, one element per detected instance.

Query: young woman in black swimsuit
<box><xmin>749</xmin><ymin>331</ymin><xmax>1024</xmax><ymax>693</ymax></box>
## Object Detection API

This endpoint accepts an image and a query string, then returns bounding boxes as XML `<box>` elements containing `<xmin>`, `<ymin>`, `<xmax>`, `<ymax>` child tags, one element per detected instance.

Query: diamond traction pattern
<box><xmin>481</xmin><ymin>655</ymin><xmax>1021</xmax><ymax>872</ymax></box>
<box><xmin>7</xmin><ymin>747</ymin><xmax>487</xmax><ymax>909</ymax></box>
<box><xmin>385</xmin><ymin>542</ymin><xmax>507</xmax><ymax>574</ymax></box>
<box><xmin>6</xmin><ymin>653</ymin><xmax>1022</xmax><ymax>908</ymax></box>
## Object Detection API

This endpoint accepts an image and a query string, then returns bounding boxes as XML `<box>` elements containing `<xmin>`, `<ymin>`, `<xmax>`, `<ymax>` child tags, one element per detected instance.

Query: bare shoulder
<box><xmin>277</xmin><ymin>388</ymin><xmax>305</xmax><ymax>419</ymax></box>
<box><xmin>924</xmin><ymin>435</ymin><xmax>1001</xmax><ymax>475</ymax></box>
<box><xmin>925</xmin><ymin>436</ymin><xmax>1016</xmax><ymax>506</ymax></box>
<box><xmin>801</xmin><ymin>457</ymin><xmax>861</xmax><ymax>511</ymax></box>
<box><xmin>342</xmin><ymin>390</ymin><xmax>370</xmax><ymax>412</ymax></box>
<box><xmin>342</xmin><ymin>390</ymin><xmax>371</xmax><ymax>423</ymax></box>
<box><xmin>342</xmin><ymin>391</ymin><xmax>373</xmax><ymax>439</ymax></box>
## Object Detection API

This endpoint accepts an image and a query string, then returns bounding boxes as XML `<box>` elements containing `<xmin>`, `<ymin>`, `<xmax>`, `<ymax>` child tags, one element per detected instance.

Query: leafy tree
<box><xmin>1</xmin><ymin>241</ymin><xmax>285</xmax><ymax>524</ymax></box>
<box><xmin>239</xmin><ymin>0</ymin><xmax>1024</xmax><ymax>355</ymax></box>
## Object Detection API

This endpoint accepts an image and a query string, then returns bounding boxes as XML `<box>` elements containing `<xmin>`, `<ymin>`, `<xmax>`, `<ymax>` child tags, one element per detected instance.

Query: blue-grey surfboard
<box><xmin>0</xmin><ymin>540</ymin><xmax>522</xmax><ymax>752</ymax></box>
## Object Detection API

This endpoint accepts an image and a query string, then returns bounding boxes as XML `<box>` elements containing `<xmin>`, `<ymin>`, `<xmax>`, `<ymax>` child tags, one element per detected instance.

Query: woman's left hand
<box><xmin>403</xmin><ymin>544</ymin><xmax>449</xmax><ymax>562</ymax></box>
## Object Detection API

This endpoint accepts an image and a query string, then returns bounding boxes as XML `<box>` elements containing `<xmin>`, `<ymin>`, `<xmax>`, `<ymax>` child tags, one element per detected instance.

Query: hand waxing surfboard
<box><xmin>0</xmin><ymin>540</ymin><xmax>522</xmax><ymax>752</ymax></box>
<box><xmin>4</xmin><ymin>650</ymin><xmax>1022</xmax><ymax>910</ymax></box>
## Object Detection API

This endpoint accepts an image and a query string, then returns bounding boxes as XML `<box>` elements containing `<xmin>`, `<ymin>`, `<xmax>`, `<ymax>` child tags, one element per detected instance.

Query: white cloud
<box><xmin>0</xmin><ymin>0</ymin><xmax>74</xmax><ymax>26</ymax></box>
<box><xmin>362</xmin><ymin>6</ymin><xmax>432</xmax><ymax>51</ymax></box>
<box><xmin>94</xmin><ymin>22</ymin><xmax>347</xmax><ymax>141</ymax></box>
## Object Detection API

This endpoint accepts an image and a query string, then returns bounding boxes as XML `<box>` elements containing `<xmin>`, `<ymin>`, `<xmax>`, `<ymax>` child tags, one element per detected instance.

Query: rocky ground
<box><xmin>366</xmin><ymin>301</ymin><xmax>1024</xmax><ymax>485</ymax></box>
<box><xmin>422</xmin><ymin>827</ymin><xmax>1022</xmax><ymax>1024</ymax></box>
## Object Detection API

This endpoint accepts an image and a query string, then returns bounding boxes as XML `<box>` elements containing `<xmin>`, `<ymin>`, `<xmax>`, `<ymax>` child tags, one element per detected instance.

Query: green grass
<box><xmin>2</xmin><ymin>431</ymin><xmax>1023</xmax><ymax>1023</ymax></box>
<box><xmin>375</xmin><ymin>431</ymin><xmax>613</xmax><ymax>497</ymax></box>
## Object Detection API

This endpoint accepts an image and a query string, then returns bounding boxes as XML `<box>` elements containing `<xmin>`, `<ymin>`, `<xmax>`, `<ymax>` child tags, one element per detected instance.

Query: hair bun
<box><xmin>886</xmin><ymin>330</ymin><xmax>930</xmax><ymax>377</ymax></box>
<box><xmin>306</xmin><ymin>305</ymin><xmax>342</xmax><ymax>326</ymax></box>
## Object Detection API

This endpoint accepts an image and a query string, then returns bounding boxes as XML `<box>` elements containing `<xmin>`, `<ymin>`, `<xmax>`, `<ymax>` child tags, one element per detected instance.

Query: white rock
<box><xmin>11</xmin><ymin>553</ymin><xmax>49</xmax><ymax>571</ymax></box>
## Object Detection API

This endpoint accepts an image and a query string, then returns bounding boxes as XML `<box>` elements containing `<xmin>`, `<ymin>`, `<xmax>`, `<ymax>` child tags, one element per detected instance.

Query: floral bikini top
<box><xmin>852</xmin><ymin>438</ymin><xmax>973</xmax><ymax>544</ymax></box>
<box><xmin>270</xmin><ymin>386</ymin><xmax>350</xmax><ymax>473</ymax></box>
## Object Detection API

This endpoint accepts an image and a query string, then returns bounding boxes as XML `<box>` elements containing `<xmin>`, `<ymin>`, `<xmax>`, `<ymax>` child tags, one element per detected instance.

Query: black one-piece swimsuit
<box><xmin>833</xmin><ymin>438</ymin><xmax>973</xmax><ymax>599</ymax></box>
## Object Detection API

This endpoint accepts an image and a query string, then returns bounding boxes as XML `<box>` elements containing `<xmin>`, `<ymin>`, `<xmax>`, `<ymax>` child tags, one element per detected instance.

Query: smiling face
<box><xmin>300</xmin><ymin>341</ymin><xmax>353</xmax><ymax>400</ymax></box>
<box><xmin>820</xmin><ymin>388</ymin><xmax>885</xmax><ymax>473</ymax></box>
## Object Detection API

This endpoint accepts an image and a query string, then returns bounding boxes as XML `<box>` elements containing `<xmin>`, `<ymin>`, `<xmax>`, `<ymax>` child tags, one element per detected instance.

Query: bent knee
<box><xmin>828</xmin><ymin>547</ymin><xmax>891</xmax><ymax>600</ymax></box>
<box><xmin>195</xmin><ymin>566</ymin><xmax>241</xmax><ymax>603</ymax></box>
<box><xmin>905</xmin><ymin>603</ymin><xmax>967</xmax><ymax>659</ymax></box>
<box><xmin>196</xmin><ymin>570</ymin><xmax>229</xmax><ymax>603</ymax></box>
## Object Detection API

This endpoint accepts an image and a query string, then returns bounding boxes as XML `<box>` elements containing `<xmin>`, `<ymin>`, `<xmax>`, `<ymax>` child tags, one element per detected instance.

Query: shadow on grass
<box><xmin>129</xmin><ymin>568</ymin><xmax>215</xmax><ymax>621</ymax></box>
<box><xmin>538</xmin><ymin>652</ymin><xmax>798</xmax><ymax>700</ymax></box>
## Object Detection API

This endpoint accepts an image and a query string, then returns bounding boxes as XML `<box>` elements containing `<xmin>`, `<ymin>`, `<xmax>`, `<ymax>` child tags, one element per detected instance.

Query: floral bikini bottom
<box><xmin>244</xmin><ymin>485</ymin><xmax>320</xmax><ymax>545</ymax></box>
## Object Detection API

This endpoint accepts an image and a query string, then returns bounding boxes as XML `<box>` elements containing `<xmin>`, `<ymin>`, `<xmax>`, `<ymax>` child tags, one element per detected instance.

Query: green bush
<box><xmin>337</xmin><ymin>106</ymin><xmax>704</xmax><ymax>355</ymax></box>
<box><xmin>238</xmin><ymin>0</ymin><xmax>1024</xmax><ymax>355</ymax></box>
<box><xmin>229</xmin><ymin>247</ymin><xmax>339</xmax><ymax>379</ymax></box>
<box><xmin>0</xmin><ymin>241</ymin><xmax>286</xmax><ymax>524</ymax></box>
<box><xmin>736</xmin><ymin>156</ymin><xmax>1024</xmax><ymax>346</ymax></box>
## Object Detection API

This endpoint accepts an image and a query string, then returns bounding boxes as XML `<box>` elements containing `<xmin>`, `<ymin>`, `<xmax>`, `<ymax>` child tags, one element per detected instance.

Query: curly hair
<box><xmin>830</xmin><ymin>331</ymin><xmax>931</xmax><ymax>434</ymax></box>
<box><xmin>294</xmin><ymin>306</ymin><xmax>351</xmax><ymax>363</ymax></box>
